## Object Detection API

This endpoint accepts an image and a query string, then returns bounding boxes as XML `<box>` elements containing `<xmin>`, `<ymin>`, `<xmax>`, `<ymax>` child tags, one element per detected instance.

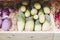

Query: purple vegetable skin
<box><xmin>2</xmin><ymin>9</ymin><xmax>9</xmax><ymax>19</ymax></box>
<box><xmin>0</xmin><ymin>7</ymin><xmax>3</xmax><ymax>16</ymax></box>
<box><xmin>2</xmin><ymin>18</ymin><xmax>12</xmax><ymax>31</ymax></box>
<box><xmin>8</xmin><ymin>7</ymin><xmax>14</xmax><ymax>13</ymax></box>
<box><xmin>2</xmin><ymin>9</ymin><xmax>9</xmax><ymax>15</ymax></box>
<box><xmin>0</xmin><ymin>17</ymin><xmax>2</xmax><ymax>28</ymax></box>
<box><xmin>0</xmin><ymin>6</ymin><xmax>3</xmax><ymax>28</ymax></box>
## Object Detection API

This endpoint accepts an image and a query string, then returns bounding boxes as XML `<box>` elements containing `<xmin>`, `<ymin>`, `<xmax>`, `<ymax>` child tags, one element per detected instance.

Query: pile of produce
<box><xmin>0</xmin><ymin>1</ymin><xmax>53</xmax><ymax>31</ymax></box>
<box><xmin>50</xmin><ymin>0</ymin><xmax>60</xmax><ymax>31</ymax></box>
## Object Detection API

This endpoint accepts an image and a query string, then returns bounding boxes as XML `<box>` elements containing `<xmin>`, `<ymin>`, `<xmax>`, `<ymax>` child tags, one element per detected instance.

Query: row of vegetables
<box><xmin>0</xmin><ymin>1</ymin><xmax>60</xmax><ymax>31</ymax></box>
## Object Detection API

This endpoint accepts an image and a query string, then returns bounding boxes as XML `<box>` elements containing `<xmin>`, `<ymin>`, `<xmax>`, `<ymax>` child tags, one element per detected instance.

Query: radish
<box><xmin>16</xmin><ymin>12</ymin><xmax>25</xmax><ymax>31</ymax></box>
<box><xmin>33</xmin><ymin>15</ymin><xmax>38</xmax><ymax>20</ymax></box>
<box><xmin>31</xmin><ymin>8</ymin><xmax>37</xmax><ymax>15</ymax></box>
<box><xmin>25</xmin><ymin>17</ymin><xmax>34</xmax><ymax>31</ymax></box>
<box><xmin>45</xmin><ymin>14</ymin><xmax>51</xmax><ymax>22</ymax></box>
<box><xmin>25</xmin><ymin>10</ymin><xmax>30</xmax><ymax>17</ymax></box>
<box><xmin>43</xmin><ymin>6</ymin><xmax>50</xmax><ymax>14</ymax></box>
<box><xmin>42</xmin><ymin>20</ymin><xmax>51</xmax><ymax>31</ymax></box>
<box><xmin>54</xmin><ymin>12</ymin><xmax>59</xmax><ymax>21</ymax></box>
<box><xmin>34</xmin><ymin>3</ymin><xmax>41</xmax><ymax>9</ymax></box>
<box><xmin>35</xmin><ymin>20</ymin><xmax>41</xmax><ymax>31</ymax></box>
<box><xmin>2</xmin><ymin>9</ymin><xmax>9</xmax><ymax>19</ymax></box>
<box><xmin>0</xmin><ymin>7</ymin><xmax>3</xmax><ymax>16</ymax></box>
<box><xmin>38</xmin><ymin>10</ymin><xmax>45</xmax><ymax>23</ymax></box>
<box><xmin>54</xmin><ymin>12</ymin><xmax>60</xmax><ymax>29</ymax></box>
<box><xmin>8</xmin><ymin>6</ymin><xmax>14</xmax><ymax>13</ymax></box>
<box><xmin>19</xmin><ymin>6</ymin><xmax>26</xmax><ymax>12</ymax></box>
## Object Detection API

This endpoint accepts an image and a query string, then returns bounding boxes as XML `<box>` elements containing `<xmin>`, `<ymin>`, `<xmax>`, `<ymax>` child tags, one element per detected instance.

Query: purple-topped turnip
<box><xmin>1</xmin><ymin>18</ymin><xmax>12</xmax><ymax>31</ymax></box>
<box><xmin>2</xmin><ymin>9</ymin><xmax>9</xmax><ymax>19</ymax></box>
<box><xmin>0</xmin><ymin>16</ymin><xmax>2</xmax><ymax>28</ymax></box>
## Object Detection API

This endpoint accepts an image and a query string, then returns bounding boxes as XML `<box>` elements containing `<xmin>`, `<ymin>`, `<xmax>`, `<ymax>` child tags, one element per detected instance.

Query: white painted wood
<box><xmin>54</xmin><ymin>33</ymin><xmax>60</xmax><ymax>40</ymax></box>
<box><xmin>0</xmin><ymin>33</ymin><xmax>53</xmax><ymax>40</ymax></box>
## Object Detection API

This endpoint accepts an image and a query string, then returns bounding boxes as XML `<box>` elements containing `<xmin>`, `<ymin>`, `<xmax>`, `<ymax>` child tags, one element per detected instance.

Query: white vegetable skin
<box><xmin>38</xmin><ymin>11</ymin><xmax>45</xmax><ymax>23</ymax></box>
<box><xmin>25</xmin><ymin>17</ymin><xmax>34</xmax><ymax>31</ymax></box>
<box><xmin>16</xmin><ymin>12</ymin><xmax>25</xmax><ymax>31</ymax></box>
<box><xmin>17</xmin><ymin>21</ymin><xmax>25</xmax><ymax>31</ymax></box>
<box><xmin>10</xmin><ymin>17</ymin><xmax>17</xmax><ymax>31</ymax></box>
<box><xmin>19</xmin><ymin>6</ymin><xmax>26</xmax><ymax>12</ymax></box>
<box><xmin>34</xmin><ymin>3</ymin><xmax>41</xmax><ymax>9</ymax></box>
<box><xmin>2</xmin><ymin>14</ymin><xmax>9</xmax><ymax>19</ymax></box>
<box><xmin>31</xmin><ymin>8</ymin><xmax>37</xmax><ymax>15</ymax></box>
<box><xmin>9</xmin><ymin>12</ymin><xmax>17</xmax><ymax>31</ymax></box>
<box><xmin>33</xmin><ymin>15</ymin><xmax>38</xmax><ymax>20</ymax></box>
<box><xmin>45</xmin><ymin>14</ymin><xmax>51</xmax><ymax>22</ymax></box>
<box><xmin>43</xmin><ymin>7</ymin><xmax>50</xmax><ymax>14</ymax></box>
<box><xmin>25</xmin><ymin>10</ymin><xmax>30</xmax><ymax>17</ymax></box>
<box><xmin>42</xmin><ymin>20</ymin><xmax>51</xmax><ymax>31</ymax></box>
<box><xmin>35</xmin><ymin>20</ymin><xmax>41</xmax><ymax>31</ymax></box>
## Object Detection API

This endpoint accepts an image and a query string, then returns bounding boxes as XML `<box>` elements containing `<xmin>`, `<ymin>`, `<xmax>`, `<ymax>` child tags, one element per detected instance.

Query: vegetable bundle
<box><xmin>0</xmin><ymin>1</ymin><xmax>53</xmax><ymax>31</ymax></box>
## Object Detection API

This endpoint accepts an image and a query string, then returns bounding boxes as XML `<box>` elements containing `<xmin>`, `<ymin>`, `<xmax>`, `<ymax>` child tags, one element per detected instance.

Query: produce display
<box><xmin>0</xmin><ymin>0</ymin><xmax>60</xmax><ymax>32</ymax></box>
<box><xmin>54</xmin><ymin>10</ymin><xmax>60</xmax><ymax>31</ymax></box>
<box><xmin>50</xmin><ymin>0</ymin><xmax>60</xmax><ymax>31</ymax></box>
